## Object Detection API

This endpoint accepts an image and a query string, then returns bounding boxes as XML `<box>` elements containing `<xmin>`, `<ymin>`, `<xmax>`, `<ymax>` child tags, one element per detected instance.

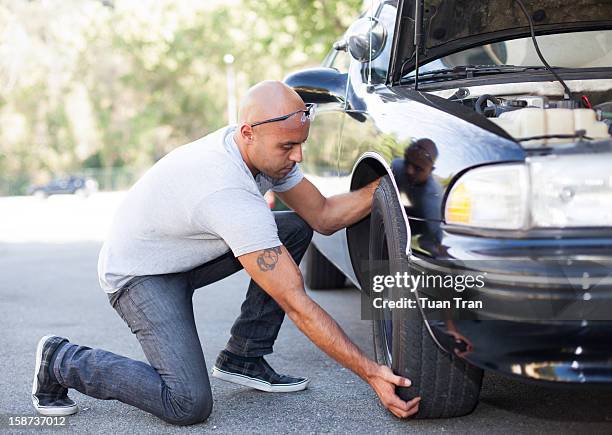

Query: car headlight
<box><xmin>529</xmin><ymin>154</ymin><xmax>612</xmax><ymax>227</ymax></box>
<box><xmin>445</xmin><ymin>154</ymin><xmax>612</xmax><ymax>230</ymax></box>
<box><xmin>445</xmin><ymin>164</ymin><xmax>529</xmax><ymax>230</ymax></box>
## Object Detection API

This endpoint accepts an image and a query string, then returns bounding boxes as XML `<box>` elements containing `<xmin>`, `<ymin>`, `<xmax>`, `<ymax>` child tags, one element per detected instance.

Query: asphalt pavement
<box><xmin>1</xmin><ymin>195</ymin><xmax>611</xmax><ymax>433</ymax></box>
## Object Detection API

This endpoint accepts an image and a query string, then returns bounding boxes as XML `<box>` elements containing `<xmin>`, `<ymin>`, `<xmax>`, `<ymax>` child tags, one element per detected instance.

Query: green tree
<box><xmin>0</xmin><ymin>0</ymin><xmax>364</xmax><ymax>194</ymax></box>
<box><xmin>242</xmin><ymin>0</ymin><xmax>362</xmax><ymax>71</ymax></box>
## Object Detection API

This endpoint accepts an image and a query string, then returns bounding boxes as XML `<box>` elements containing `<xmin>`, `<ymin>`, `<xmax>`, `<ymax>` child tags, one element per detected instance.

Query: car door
<box><xmin>329</xmin><ymin>1</ymin><xmax>400</xmax><ymax>280</ymax></box>
<box><xmin>339</xmin><ymin>1</ymin><xmax>398</xmax><ymax>185</ymax></box>
<box><xmin>300</xmin><ymin>42</ymin><xmax>351</xmax><ymax>262</ymax></box>
<box><xmin>301</xmin><ymin>43</ymin><xmax>349</xmax><ymax>184</ymax></box>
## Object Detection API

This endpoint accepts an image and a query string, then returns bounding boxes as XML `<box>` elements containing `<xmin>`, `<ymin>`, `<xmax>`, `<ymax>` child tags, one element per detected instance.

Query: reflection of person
<box><xmin>32</xmin><ymin>81</ymin><xmax>419</xmax><ymax>425</ymax></box>
<box><xmin>391</xmin><ymin>139</ymin><xmax>443</xmax><ymax>247</ymax></box>
<box><xmin>445</xmin><ymin>320</ymin><xmax>474</xmax><ymax>359</ymax></box>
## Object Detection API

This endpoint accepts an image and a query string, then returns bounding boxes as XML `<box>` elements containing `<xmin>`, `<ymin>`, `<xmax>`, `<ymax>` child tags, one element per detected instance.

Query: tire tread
<box><xmin>370</xmin><ymin>175</ymin><xmax>483</xmax><ymax>419</ymax></box>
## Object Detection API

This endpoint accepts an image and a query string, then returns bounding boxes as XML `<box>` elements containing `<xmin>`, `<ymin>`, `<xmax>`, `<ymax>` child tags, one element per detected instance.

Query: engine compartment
<box><xmin>438</xmin><ymin>83</ymin><xmax>612</xmax><ymax>148</ymax></box>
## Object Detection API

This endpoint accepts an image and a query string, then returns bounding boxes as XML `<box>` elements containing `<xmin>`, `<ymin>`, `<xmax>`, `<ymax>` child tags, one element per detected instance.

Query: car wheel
<box><xmin>370</xmin><ymin>175</ymin><xmax>483</xmax><ymax>418</ymax></box>
<box><xmin>304</xmin><ymin>245</ymin><xmax>346</xmax><ymax>290</ymax></box>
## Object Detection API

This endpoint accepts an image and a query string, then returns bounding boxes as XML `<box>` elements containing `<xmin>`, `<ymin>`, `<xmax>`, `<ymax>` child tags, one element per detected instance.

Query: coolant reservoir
<box><xmin>490</xmin><ymin>108</ymin><xmax>609</xmax><ymax>146</ymax></box>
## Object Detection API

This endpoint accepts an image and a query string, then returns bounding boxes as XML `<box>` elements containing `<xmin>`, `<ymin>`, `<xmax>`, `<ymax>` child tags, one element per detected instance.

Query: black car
<box><xmin>28</xmin><ymin>176</ymin><xmax>98</xmax><ymax>198</ymax></box>
<box><xmin>285</xmin><ymin>0</ymin><xmax>612</xmax><ymax>419</ymax></box>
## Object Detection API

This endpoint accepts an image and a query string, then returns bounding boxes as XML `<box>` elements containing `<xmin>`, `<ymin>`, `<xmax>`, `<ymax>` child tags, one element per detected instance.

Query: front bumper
<box><xmin>410</xmin><ymin>236</ymin><xmax>612</xmax><ymax>383</ymax></box>
<box><xmin>429</xmin><ymin>320</ymin><xmax>612</xmax><ymax>384</ymax></box>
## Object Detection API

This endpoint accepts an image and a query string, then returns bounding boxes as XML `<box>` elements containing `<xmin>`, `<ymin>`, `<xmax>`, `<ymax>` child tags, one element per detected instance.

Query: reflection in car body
<box><xmin>285</xmin><ymin>0</ymin><xmax>612</xmax><ymax>418</ymax></box>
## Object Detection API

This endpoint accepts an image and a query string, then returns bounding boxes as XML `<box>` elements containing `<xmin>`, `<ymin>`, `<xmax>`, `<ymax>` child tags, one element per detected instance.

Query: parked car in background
<box><xmin>28</xmin><ymin>176</ymin><xmax>98</xmax><ymax>198</ymax></box>
<box><xmin>285</xmin><ymin>0</ymin><xmax>612</xmax><ymax>419</ymax></box>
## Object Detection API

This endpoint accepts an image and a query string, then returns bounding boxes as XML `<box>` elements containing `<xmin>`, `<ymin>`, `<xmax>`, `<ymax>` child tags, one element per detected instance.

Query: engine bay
<box><xmin>440</xmin><ymin>84</ymin><xmax>612</xmax><ymax>147</ymax></box>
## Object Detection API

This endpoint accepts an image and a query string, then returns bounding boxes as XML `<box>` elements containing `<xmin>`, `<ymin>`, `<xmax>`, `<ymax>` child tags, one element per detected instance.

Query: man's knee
<box><xmin>162</xmin><ymin>388</ymin><xmax>213</xmax><ymax>426</ymax></box>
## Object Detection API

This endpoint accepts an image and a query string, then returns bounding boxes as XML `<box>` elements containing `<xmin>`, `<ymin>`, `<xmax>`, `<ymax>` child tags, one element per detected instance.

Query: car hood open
<box><xmin>390</xmin><ymin>0</ymin><xmax>612</xmax><ymax>83</ymax></box>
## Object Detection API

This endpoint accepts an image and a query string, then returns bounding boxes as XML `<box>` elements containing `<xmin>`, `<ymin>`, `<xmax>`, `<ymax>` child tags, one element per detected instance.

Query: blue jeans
<box><xmin>51</xmin><ymin>211</ymin><xmax>313</xmax><ymax>426</ymax></box>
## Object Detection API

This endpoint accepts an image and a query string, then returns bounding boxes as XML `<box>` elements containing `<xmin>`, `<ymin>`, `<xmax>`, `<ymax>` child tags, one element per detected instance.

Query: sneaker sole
<box><xmin>211</xmin><ymin>366</ymin><xmax>309</xmax><ymax>393</ymax></box>
<box><xmin>32</xmin><ymin>335</ymin><xmax>78</xmax><ymax>416</ymax></box>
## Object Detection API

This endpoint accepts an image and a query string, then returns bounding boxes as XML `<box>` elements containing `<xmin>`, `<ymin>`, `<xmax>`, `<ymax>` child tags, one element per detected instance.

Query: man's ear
<box><xmin>239</xmin><ymin>123</ymin><xmax>254</xmax><ymax>143</ymax></box>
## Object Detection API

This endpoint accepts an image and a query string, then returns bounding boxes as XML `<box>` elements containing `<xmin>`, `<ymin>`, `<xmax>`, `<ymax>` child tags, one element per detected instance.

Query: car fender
<box><xmin>346</xmin><ymin>150</ymin><xmax>410</xmax><ymax>290</ymax></box>
<box><xmin>349</xmin><ymin>151</ymin><xmax>448</xmax><ymax>351</ymax></box>
<box><xmin>350</xmin><ymin>151</ymin><xmax>411</xmax><ymax>257</ymax></box>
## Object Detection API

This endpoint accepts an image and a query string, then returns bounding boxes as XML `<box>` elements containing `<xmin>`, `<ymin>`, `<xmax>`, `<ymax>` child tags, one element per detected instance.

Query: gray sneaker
<box><xmin>31</xmin><ymin>335</ymin><xmax>78</xmax><ymax>416</ymax></box>
<box><xmin>211</xmin><ymin>350</ymin><xmax>309</xmax><ymax>393</ymax></box>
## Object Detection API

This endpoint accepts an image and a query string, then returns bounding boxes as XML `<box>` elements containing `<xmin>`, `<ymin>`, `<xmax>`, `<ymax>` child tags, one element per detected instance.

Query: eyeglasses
<box><xmin>250</xmin><ymin>103</ymin><xmax>316</xmax><ymax>128</ymax></box>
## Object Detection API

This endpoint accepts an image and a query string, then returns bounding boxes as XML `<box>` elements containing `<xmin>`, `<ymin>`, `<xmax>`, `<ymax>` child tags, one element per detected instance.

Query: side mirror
<box><xmin>333</xmin><ymin>39</ymin><xmax>348</xmax><ymax>52</ymax></box>
<box><xmin>346</xmin><ymin>17</ymin><xmax>387</xmax><ymax>63</ymax></box>
<box><xmin>284</xmin><ymin>67</ymin><xmax>348</xmax><ymax>105</ymax></box>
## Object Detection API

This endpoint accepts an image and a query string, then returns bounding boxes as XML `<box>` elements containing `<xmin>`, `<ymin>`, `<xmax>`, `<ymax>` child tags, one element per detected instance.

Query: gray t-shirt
<box><xmin>98</xmin><ymin>125</ymin><xmax>303</xmax><ymax>293</ymax></box>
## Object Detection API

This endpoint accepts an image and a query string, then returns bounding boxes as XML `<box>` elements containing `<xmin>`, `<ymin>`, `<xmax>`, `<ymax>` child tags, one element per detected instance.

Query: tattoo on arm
<box><xmin>256</xmin><ymin>246</ymin><xmax>283</xmax><ymax>272</ymax></box>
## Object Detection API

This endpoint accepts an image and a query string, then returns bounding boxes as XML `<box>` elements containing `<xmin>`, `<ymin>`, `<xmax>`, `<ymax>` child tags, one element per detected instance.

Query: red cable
<box><xmin>582</xmin><ymin>95</ymin><xmax>592</xmax><ymax>109</ymax></box>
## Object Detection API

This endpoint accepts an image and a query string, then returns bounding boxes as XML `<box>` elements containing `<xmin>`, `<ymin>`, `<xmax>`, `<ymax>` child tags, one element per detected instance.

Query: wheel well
<box><xmin>347</xmin><ymin>155</ymin><xmax>406</xmax><ymax>289</ymax></box>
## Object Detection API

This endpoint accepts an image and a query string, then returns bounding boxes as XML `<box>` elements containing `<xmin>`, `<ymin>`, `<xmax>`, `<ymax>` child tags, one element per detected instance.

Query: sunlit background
<box><xmin>0</xmin><ymin>0</ymin><xmax>362</xmax><ymax>195</ymax></box>
<box><xmin>0</xmin><ymin>0</ymin><xmax>362</xmax><ymax>242</ymax></box>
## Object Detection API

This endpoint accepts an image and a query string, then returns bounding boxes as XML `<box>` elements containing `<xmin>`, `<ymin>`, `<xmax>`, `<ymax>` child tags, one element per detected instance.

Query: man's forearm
<box><xmin>237</xmin><ymin>245</ymin><xmax>375</xmax><ymax>379</ymax></box>
<box><xmin>285</xmin><ymin>290</ymin><xmax>378</xmax><ymax>381</ymax></box>
<box><xmin>238</xmin><ymin>245</ymin><xmax>419</xmax><ymax>418</ymax></box>
<box><xmin>319</xmin><ymin>177</ymin><xmax>381</xmax><ymax>235</ymax></box>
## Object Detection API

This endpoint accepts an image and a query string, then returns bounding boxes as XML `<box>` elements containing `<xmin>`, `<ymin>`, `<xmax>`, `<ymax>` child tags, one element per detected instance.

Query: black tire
<box><xmin>370</xmin><ymin>175</ymin><xmax>483</xmax><ymax>418</ymax></box>
<box><xmin>304</xmin><ymin>244</ymin><xmax>346</xmax><ymax>290</ymax></box>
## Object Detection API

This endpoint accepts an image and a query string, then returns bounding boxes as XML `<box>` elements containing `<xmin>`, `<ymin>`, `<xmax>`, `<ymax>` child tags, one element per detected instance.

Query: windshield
<box><xmin>405</xmin><ymin>30</ymin><xmax>612</xmax><ymax>77</ymax></box>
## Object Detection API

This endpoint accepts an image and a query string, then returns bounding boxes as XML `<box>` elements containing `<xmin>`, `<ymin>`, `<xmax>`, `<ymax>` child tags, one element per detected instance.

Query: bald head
<box><xmin>233</xmin><ymin>80</ymin><xmax>310</xmax><ymax>180</ymax></box>
<box><xmin>239</xmin><ymin>80</ymin><xmax>305</xmax><ymax>125</ymax></box>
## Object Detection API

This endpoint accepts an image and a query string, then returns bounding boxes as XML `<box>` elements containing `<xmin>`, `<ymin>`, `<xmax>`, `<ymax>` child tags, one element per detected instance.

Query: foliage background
<box><xmin>0</xmin><ymin>0</ymin><xmax>362</xmax><ymax>194</ymax></box>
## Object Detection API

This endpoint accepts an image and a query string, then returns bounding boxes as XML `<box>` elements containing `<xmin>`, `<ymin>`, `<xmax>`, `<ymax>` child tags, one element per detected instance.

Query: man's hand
<box><xmin>367</xmin><ymin>364</ymin><xmax>421</xmax><ymax>418</ymax></box>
